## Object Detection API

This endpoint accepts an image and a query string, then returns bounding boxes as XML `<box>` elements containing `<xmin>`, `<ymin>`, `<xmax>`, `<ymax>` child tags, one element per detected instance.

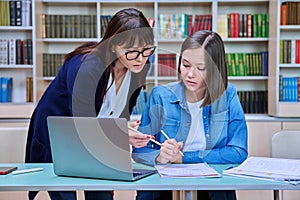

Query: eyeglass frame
<box><xmin>124</xmin><ymin>46</ymin><xmax>156</xmax><ymax>61</ymax></box>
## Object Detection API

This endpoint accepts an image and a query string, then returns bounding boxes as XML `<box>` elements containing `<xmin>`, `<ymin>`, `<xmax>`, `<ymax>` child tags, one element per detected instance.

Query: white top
<box><xmin>183</xmin><ymin>100</ymin><xmax>206</xmax><ymax>151</ymax></box>
<box><xmin>98</xmin><ymin>70</ymin><xmax>131</xmax><ymax>118</ymax></box>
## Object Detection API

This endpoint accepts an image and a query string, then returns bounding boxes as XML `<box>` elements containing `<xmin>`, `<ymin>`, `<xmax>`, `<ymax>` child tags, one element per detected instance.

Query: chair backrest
<box><xmin>271</xmin><ymin>130</ymin><xmax>300</xmax><ymax>159</ymax></box>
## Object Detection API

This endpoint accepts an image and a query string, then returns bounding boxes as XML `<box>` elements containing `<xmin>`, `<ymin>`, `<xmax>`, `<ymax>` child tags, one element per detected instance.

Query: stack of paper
<box><xmin>223</xmin><ymin>157</ymin><xmax>300</xmax><ymax>184</ymax></box>
<box><xmin>155</xmin><ymin>163</ymin><xmax>220</xmax><ymax>178</ymax></box>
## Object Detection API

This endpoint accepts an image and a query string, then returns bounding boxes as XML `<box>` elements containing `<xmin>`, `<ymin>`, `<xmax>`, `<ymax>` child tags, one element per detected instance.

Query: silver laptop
<box><xmin>47</xmin><ymin>116</ymin><xmax>156</xmax><ymax>181</ymax></box>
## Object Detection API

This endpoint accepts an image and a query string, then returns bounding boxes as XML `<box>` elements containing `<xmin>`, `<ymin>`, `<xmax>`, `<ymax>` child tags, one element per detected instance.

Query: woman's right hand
<box><xmin>128</xmin><ymin>121</ymin><xmax>154</xmax><ymax>148</ymax></box>
<box><xmin>155</xmin><ymin>139</ymin><xmax>183</xmax><ymax>164</ymax></box>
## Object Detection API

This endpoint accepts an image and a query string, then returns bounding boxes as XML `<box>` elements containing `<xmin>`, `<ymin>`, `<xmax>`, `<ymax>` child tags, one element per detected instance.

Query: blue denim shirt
<box><xmin>132</xmin><ymin>82</ymin><xmax>248</xmax><ymax>166</ymax></box>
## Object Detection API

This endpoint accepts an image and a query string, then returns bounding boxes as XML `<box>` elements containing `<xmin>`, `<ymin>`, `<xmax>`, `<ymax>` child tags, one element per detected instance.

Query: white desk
<box><xmin>1</xmin><ymin>163</ymin><xmax>299</xmax><ymax>198</ymax></box>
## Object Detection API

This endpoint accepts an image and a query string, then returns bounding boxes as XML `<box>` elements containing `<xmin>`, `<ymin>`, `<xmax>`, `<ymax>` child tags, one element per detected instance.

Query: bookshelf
<box><xmin>37</xmin><ymin>0</ymin><xmax>269</xmax><ymax>113</ymax></box>
<box><xmin>0</xmin><ymin>0</ymin><xmax>273</xmax><ymax>119</ymax></box>
<box><xmin>0</xmin><ymin>0</ymin><xmax>36</xmax><ymax>118</ymax></box>
<box><xmin>268</xmin><ymin>0</ymin><xmax>300</xmax><ymax>117</ymax></box>
<box><xmin>217</xmin><ymin>0</ymin><xmax>269</xmax><ymax>114</ymax></box>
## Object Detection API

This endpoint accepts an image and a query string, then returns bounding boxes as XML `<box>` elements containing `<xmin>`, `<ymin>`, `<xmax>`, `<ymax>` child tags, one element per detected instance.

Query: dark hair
<box><xmin>65</xmin><ymin>8</ymin><xmax>154</xmax><ymax>104</ymax></box>
<box><xmin>178</xmin><ymin>30</ymin><xmax>228</xmax><ymax>107</ymax></box>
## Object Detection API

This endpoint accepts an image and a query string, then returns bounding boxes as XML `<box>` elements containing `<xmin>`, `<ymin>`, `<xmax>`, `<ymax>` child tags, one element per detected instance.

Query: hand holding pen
<box><xmin>155</xmin><ymin>130</ymin><xmax>184</xmax><ymax>164</ymax></box>
<box><xmin>128</xmin><ymin>121</ymin><xmax>155</xmax><ymax>148</ymax></box>
<box><xmin>128</xmin><ymin>124</ymin><xmax>184</xmax><ymax>163</ymax></box>
<box><xmin>160</xmin><ymin>130</ymin><xmax>184</xmax><ymax>157</ymax></box>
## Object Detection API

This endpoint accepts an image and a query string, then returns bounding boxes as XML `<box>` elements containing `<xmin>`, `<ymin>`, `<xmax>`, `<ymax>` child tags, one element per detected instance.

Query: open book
<box><xmin>223</xmin><ymin>157</ymin><xmax>300</xmax><ymax>184</ymax></box>
<box><xmin>155</xmin><ymin>163</ymin><xmax>221</xmax><ymax>178</ymax></box>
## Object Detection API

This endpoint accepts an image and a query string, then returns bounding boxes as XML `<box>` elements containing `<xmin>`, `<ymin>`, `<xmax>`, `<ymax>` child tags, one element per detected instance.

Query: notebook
<box><xmin>47</xmin><ymin>116</ymin><xmax>156</xmax><ymax>181</ymax></box>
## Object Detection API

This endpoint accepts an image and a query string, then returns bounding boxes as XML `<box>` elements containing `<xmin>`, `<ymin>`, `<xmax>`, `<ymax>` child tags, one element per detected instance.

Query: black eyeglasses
<box><xmin>125</xmin><ymin>46</ymin><xmax>156</xmax><ymax>61</ymax></box>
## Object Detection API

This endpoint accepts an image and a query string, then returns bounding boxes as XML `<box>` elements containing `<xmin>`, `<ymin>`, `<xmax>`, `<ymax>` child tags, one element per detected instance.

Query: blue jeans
<box><xmin>29</xmin><ymin>191</ymin><xmax>113</xmax><ymax>200</ymax></box>
<box><xmin>136</xmin><ymin>190</ymin><xmax>236</xmax><ymax>200</ymax></box>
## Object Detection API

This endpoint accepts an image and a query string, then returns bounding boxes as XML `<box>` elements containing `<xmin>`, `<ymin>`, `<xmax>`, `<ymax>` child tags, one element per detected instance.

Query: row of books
<box><xmin>0</xmin><ymin>39</ymin><xmax>33</xmax><ymax>65</ymax></box>
<box><xmin>42</xmin><ymin>52</ymin><xmax>268</xmax><ymax>78</ymax></box>
<box><xmin>0</xmin><ymin>77</ymin><xmax>12</xmax><ymax>103</ymax></box>
<box><xmin>280</xmin><ymin>1</ymin><xmax>300</xmax><ymax>25</ymax></box>
<box><xmin>226</xmin><ymin>51</ymin><xmax>268</xmax><ymax>77</ymax></box>
<box><xmin>279</xmin><ymin>75</ymin><xmax>300</xmax><ymax>102</ymax></box>
<box><xmin>43</xmin><ymin>53</ymin><xmax>154</xmax><ymax>78</ymax></box>
<box><xmin>158</xmin><ymin>14</ymin><xmax>212</xmax><ymax>39</ymax></box>
<box><xmin>0</xmin><ymin>0</ymin><xmax>32</xmax><ymax>26</ymax></box>
<box><xmin>41</xmin><ymin>14</ymin><xmax>97</xmax><ymax>39</ymax></box>
<box><xmin>217</xmin><ymin>13</ymin><xmax>269</xmax><ymax>38</ymax></box>
<box><xmin>41</xmin><ymin>14</ymin><xmax>154</xmax><ymax>39</ymax></box>
<box><xmin>42</xmin><ymin>53</ymin><xmax>169</xmax><ymax>78</ymax></box>
<box><xmin>280</xmin><ymin>40</ymin><xmax>300</xmax><ymax>64</ymax></box>
<box><xmin>43</xmin><ymin>54</ymin><xmax>64</xmax><ymax>77</ymax></box>
<box><xmin>237</xmin><ymin>90</ymin><xmax>267</xmax><ymax>114</ymax></box>
<box><xmin>0</xmin><ymin>77</ymin><xmax>33</xmax><ymax>103</ymax></box>
<box><xmin>100</xmin><ymin>15</ymin><xmax>112</xmax><ymax>37</ymax></box>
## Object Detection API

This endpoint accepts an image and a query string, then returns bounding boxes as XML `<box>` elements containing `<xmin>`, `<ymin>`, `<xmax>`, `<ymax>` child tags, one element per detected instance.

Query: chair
<box><xmin>271</xmin><ymin>130</ymin><xmax>300</xmax><ymax>200</ymax></box>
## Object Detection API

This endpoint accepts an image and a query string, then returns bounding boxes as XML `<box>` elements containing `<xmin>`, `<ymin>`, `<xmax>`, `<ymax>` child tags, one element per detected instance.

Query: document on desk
<box><xmin>155</xmin><ymin>163</ymin><xmax>221</xmax><ymax>178</ymax></box>
<box><xmin>223</xmin><ymin>157</ymin><xmax>300</xmax><ymax>185</ymax></box>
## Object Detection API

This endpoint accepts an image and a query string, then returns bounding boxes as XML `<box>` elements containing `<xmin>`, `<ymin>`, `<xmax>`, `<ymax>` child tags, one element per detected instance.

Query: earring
<box><xmin>112</xmin><ymin>49</ymin><xmax>115</xmax><ymax>53</ymax></box>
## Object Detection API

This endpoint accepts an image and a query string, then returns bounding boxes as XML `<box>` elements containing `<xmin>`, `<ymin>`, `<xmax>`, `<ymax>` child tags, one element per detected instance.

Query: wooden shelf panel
<box><xmin>0</xmin><ymin>104</ymin><xmax>34</xmax><ymax>119</ymax></box>
<box><xmin>278</xmin><ymin>103</ymin><xmax>300</xmax><ymax>117</ymax></box>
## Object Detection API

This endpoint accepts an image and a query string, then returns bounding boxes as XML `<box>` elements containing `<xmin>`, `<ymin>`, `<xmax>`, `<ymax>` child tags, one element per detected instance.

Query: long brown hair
<box><xmin>178</xmin><ymin>30</ymin><xmax>228</xmax><ymax>107</ymax></box>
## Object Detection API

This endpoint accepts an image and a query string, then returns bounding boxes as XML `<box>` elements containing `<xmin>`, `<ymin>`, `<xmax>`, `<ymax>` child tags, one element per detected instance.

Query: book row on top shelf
<box><xmin>0</xmin><ymin>0</ymin><xmax>32</xmax><ymax>27</ymax></box>
<box><xmin>280</xmin><ymin>1</ymin><xmax>300</xmax><ymax>26</ymax></box>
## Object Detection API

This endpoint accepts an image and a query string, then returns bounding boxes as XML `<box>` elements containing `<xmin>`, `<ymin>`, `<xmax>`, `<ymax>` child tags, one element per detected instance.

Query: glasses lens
<box><xmin>126</xmin><ymin>51</ymin><xmax>139</xmax><ymax>60</ymax></box>
<box><xmin>142</xmin><ymin>47</ymin><xmax>155</xmax><ymax>57</ymax></box>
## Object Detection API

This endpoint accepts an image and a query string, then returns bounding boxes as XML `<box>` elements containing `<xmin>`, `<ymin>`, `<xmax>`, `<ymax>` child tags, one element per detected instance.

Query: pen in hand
<box><xmin>128</xmin><ymin>126</ymin><xmax>161</xmax><ymax>146</ymax></box>
<box><xmin>161</xmin><ymin>130</ymin><xmax>184</xmax><ymax>157</ymax></box>
<box><xmin>128</xmin><ymin>126</ymin><xmax>184</xmax><ymax>157</ymax></box>
<box><xmin>128</xmin><ymin>126</ymin><xmax>154</xmax><ymax>139</ymax></box>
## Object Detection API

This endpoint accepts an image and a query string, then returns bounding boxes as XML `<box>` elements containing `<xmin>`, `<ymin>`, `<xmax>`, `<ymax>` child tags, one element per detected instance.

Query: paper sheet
<box><xmin>223</xmin><ymin>157</ymin><xmax>300</xmax><ymax>184</ymax></box>
<box><xmin>155</xmin><ymin>163</ymin><xmax>221</xmax><ymax>178</ymax></box>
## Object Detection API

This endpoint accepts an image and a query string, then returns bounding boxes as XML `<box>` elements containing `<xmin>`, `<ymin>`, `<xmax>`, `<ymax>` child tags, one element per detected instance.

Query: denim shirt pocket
<box><xmin>210</xmin><ymin>109</ymin><xmax>229</xmax><ymax>121</ymax></box>
<box><xmin>207</xmin><ymin>110</ymin><xmax>229</xmax><ymax>148</ymax></box>
<box><xmin>161</xmin><ymin>118</ymin><xmax>181</xmax><ymax>139</ymax></box>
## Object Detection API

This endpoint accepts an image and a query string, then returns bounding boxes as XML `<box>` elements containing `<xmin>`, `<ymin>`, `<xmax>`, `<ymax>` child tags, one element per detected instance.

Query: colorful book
<box><xmin>1</xmin><ymin>77</ymin><xmax>13</xmax><ymax>103</ymax></box>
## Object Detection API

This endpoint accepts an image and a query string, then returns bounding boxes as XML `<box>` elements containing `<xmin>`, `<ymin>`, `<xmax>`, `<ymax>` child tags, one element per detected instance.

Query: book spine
<box><xmin>295</xmin><ymin>39</ymin><xmax>300</xmax><ymax>64</ymax></box>
<box><xmin>281</xmin><ymin>2</ymin><xmax>287</xmax><ymax>25</ymax></box>
<box><xmin>247</xmin><ymin>14</ymin><xmax>252</xmax><ymax>37</ymax></box>
<box><xmin>9</xmin><ymin>1</ymin><xmax>16</xmax><ymax>26</ymax></box>
<box><xmin>298</xmin><ymin>77</ymin><xmax>300</xmax><ymax>102</ymax></box>
<box><xmin>15</xmin><ymin>0</ymin><xmax>22</xmax><ymax>26</ymax></box>
<box><xmin>9</xmin><ymin>39</ymin><xmax>16</xmax><ymax>65</ymax></box>
<box><xmin>1</xmin><ymin>77</ymin><xmax>13</xmax><ymax>103</ymax></box>
<box><xmin>0</xmin><ymin>78</ymin><xmax>2</xmax><ymax>103</ymax></box>
<box><xmin>26</xmin><ymin>77</ymin><xmax>33</xmax><ymax>102</ymax></box>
